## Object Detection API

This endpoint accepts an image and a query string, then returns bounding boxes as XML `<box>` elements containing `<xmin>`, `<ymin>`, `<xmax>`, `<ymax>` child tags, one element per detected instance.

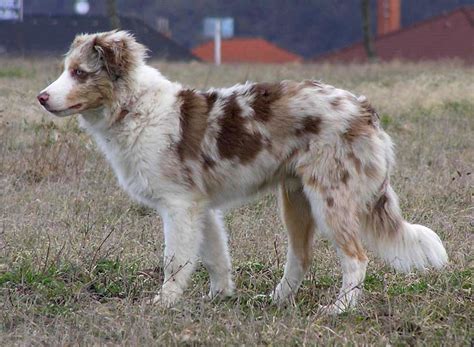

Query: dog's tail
<box><xmin>363</xmin><ymin>182</ymin><xmax>448</xmax><ymax>272</ymax></box>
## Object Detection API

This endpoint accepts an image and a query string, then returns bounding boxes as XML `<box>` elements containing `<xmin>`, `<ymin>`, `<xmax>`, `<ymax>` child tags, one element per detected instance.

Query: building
<box><xmin>314</xmin><ymin>5</ymin><xmax>474</xmax><ymax>64</ymax></box>
<box><xmin>193</xmin><ymin>38</ymin><xmax>302</xmax><ymax>64</ymax></box>
<box><xmin>0</xmin><ymin>14</ymin><xmax>197</xmax><ymax>61</ymax></box>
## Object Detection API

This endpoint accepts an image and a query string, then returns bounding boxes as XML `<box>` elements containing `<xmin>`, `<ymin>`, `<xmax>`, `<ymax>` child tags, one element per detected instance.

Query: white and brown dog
<box><xmin>38</xmin><ymin>31</ymin><xmax>448</xmax><ymax>313</ymax></box>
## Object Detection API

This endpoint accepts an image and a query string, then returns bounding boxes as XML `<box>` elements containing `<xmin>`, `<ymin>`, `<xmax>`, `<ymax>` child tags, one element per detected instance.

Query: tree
<box><xmin>361</xmin><ymin>0</ymin><xmax>377</xmax><ymax>61</ymax></box>
<box><xmin>106</xmin><ymin>0</ymin><xmax>121</xmax><ymax>29</ymax></box>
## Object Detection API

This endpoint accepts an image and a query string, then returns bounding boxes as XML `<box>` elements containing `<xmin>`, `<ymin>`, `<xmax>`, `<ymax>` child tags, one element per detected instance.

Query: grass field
<box><xmin>0</xmin><ymin>58</ymin><xmax>473</xmax><ymax>345</ymax></box>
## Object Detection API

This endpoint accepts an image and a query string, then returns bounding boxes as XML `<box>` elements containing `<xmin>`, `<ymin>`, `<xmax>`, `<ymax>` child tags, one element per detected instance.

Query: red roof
<box><xmin>314</xmin><ymin>6</ymin><xmax>474</xmax><ymax>64</ymax></box>
<box><xmin>193</xmin><ymin>38</ymin><xmax>302</xmax><ymax>64</ymax></box>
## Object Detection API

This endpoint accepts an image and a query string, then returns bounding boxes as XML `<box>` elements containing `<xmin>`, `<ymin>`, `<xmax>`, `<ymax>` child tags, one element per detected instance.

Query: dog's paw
<box><xmin>270</xmin><ymin>282</ymin><xmax>295</xmax><ymax>306</ymax></box>
<box><xmin>152</xmin><ymin>283</ymin><xmax>183</xmax><ymax>307</ymax></box>
<box><xmin>203</xmin><ymin>278</ymin><xmax>235</xmax><ymax>302</ymax></box>
<box><xmin>319</xmin><ymin>304</ymin><xmax>343</xmax><ymax>315</ymax></box>
<box><xmin>206</xmin><ymin>286</ymin><xmax>234</xmax><ymax>301</ymax></box>
<box><xmin>319</xmin><ymin>302</ymin><xmax>353</xmax><ymax>315</ymax></box>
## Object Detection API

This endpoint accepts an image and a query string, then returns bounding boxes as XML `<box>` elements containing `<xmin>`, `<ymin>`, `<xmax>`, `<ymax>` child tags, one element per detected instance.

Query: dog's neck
<box><xmin>79</xmin><ymin>64</ymin><xmax>180</xmax><ymax>134</ymax></box>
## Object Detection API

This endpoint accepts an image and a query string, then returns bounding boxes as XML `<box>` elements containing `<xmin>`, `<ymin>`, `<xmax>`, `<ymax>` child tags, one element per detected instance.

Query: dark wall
<box><xmin>23</xmin><ymin>0</ymin><xmax>474</xmax><ymax>57</ymax></box>
<box><xmin>0</xmin><ymin>15</ymin><xmax>196</xmax><ymax>60</ymax></box>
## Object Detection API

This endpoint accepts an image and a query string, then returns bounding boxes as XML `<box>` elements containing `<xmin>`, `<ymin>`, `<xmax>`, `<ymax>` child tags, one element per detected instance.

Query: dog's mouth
<box><xmin>48</xmin><ymin>103</ymin><xmax>83</xmax><ymax>114</ymax></box>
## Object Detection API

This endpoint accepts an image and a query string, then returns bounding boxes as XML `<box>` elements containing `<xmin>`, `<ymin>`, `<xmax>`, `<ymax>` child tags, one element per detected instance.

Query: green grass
<box><xmin>0</xmin><ymin>58</ymin><xmax>473</xmax><ymax>345</ymax></box>
<box><xmin>0</xmin><ymin>67</ymin><xmax>32</xmax><ymax>78</ymax></box>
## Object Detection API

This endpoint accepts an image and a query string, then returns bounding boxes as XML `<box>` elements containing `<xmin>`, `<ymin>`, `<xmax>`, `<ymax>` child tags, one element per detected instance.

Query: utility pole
<box><xmin>361</xmin><ymin>0</ymin><xmax>377</xmax><ymax>61</ymax></box>
<box><xmin>106</xmin><ymin>0</ymin><xmax>121</xmax><ymax>29</ymax></box>
<box><xmin>19</xmin><ymin>0</ymin><xmax>23</xmax><ymax>21</ymax></box>
<box><xmin>214</xmin><ymin>19</ymin><xmax>221</xmax><ymax>65</ymax></box>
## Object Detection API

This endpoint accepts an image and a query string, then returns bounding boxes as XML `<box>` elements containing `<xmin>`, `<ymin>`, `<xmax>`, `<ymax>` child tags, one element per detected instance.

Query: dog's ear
<box><xmin>92</xmin><ymin>31</ymin><xmax>148</xmax><ymax>80</ymax></box>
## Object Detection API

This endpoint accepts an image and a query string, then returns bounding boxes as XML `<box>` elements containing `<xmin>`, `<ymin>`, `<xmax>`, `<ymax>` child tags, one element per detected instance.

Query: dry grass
<box><xmin>0</xmin><ymin>58</ymin><xmax>473</xmax><ymax>345</ymax></box>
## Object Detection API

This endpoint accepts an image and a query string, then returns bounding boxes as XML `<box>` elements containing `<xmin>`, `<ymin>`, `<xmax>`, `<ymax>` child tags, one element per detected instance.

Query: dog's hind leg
<box><xmin>272</xmin><ymin>180</ymin><xmax>315</xmax><ymax>304</ymax></box>
<box><xmin>199</xmin><ymin>210</ymin><xmax>234</xmax><ymax>299</ymax></box>
<box><xmin>304</xmin><ymin>183</ymin><xmax>368</xmax><ymax>314</ymax></box>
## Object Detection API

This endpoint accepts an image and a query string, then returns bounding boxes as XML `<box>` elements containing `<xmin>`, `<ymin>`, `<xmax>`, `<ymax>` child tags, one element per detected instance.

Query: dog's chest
<box><xmin>96</xmin><ymin>131</ymin><xmax>174</xmax><ymax>208</ymax></box>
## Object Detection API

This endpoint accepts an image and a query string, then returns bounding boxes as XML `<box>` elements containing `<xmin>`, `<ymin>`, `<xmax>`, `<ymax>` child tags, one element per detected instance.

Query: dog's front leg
<box><xmin>199</xmin><ymin>210</ymin><xmax>234</xmax><ymax>299</ymax></box>
<box><xmin>153</xmin><ymin>203</ymin><xmax>205</xmax><ymax>307</ymax></box>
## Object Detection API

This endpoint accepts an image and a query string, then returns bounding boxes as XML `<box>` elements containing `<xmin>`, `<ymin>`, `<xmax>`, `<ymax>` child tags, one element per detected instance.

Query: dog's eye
<box><xmin>71</xmin><ymin>69</ymin><xmax>86</xmax><ymax>78</ymax></box>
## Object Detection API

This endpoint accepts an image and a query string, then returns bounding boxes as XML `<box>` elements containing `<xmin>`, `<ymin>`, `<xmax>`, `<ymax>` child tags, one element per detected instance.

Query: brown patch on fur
<box><xmin>204</xmin><ymin>91</ymin><xmax>218</xmax><ymax>111</ymax></box>
<box><xmin>306</xmin><ymin>175</ymin><xmax>319</xmax><ymax>188</ymax></box>
<box><xmin>202</xmin><ymin>154</ymin><xmax>216</xmax><ymax>170</ymax></box>
<box><xmin>364</xmin><ymin>162</ymin><xmax>380</xmax><ymax>180</ymax></box>
<box><xmin>177</xmin><ymin>90</ymin><xmax>210</xmax><ymax>161</ymax></box>
<box><xmin>182</xmin><ymin>165</ymin><xmax>195</xmax><ymax>188</ymax></box>
<box><xmin>115</xmin><ymin>109</ymin><xmax>129</xmax><ymax>123</ymax></box>
<box><xmin>341</xmin><ymin>170</ymin><xmax>350</xmax><ymax>185</ymax></box>
<box><xmin>92</xmin><ymin>33</ymin><xmax>141</xmax><ymax>79</ymax></box>
<box><xmin>304</xmin><ymin>175</ymin><xmax>329</xmax><ymax>195</ymax></box>
<box><xmin>280</xmin><ymin>184</ymin><xmax>315</xmax><ymax>270</ymax></box>
<box><xmin>348</xmin><ymin>152</ymin><xmax>362</xmax><ymax>174</ymax></box>
<box><xmin>344</xmin><ymin>115</ymin><xmax>375</xmax><ymax>143</ymax></box>
<box><xmin>374</xmin><ymin>193</ymin><xmax>388</xmax><ymax>211</ymax></box>
<box><xmin>371</xmin><ymin>191</ymin><xmax>402</xmax><ymax>235</ymax></box>
<box><xmin>325</xmin><ymin>207</ymin><xmax>368</xmax><ymax>261</ymax></box>
<box><xmin>296</xmin><ymin>117</ymin><xmax>322</xmax><ymax>135</ymax></box>
<box><xmin>248</xmin><ymin>83</ymin><xmax>283</xmax><ymax>122</ymax></box>
<box><xmin>325</xmin><ymin>205</ymin><xmax>368</xmax><ymax>260</ymax></box>
<box><xmin>330</xmin><ymin>97</ymin><xmax>343</xmax><ymax>108</ymax></box>
<box><xmin>65</xmin><ymin>75</ymin><xmax>113</xmax><ymax>114</ymax></box>
<box><xmin>339</xmin><ymin>236</ymin><xmax>368</xmax><ymax>261</ymax></box>
<box><xmin>316</xmin><ymin>185</ymin><xmax>368</xmax><ymax>261</ymax></box>
<box><xmin>344</xmin><ymin>99</ymin><xmax>379</xmax><ymax>143</ymax></box>
<box><xmin>217</xmin><ymin>94</ymin><xmax>263</xmax><ymax>164</ymax></box>
<box><xmin>326</xmin><ymin>197</ymin><xmax>335</xmax><ymax>207</ymax></box>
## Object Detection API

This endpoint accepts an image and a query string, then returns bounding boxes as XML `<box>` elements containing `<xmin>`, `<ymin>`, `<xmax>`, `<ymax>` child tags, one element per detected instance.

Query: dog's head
<box><xmin>37</xmin><ymin>30</ymin><xmax>147</xmax><ymax>117</ymax></box>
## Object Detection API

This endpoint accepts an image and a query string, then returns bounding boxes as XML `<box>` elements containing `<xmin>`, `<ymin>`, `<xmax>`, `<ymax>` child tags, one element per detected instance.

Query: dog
<box><xmin>37</xmin><ymin>31</ymin><xmax>448</xmax><ymax>313</ymax></box>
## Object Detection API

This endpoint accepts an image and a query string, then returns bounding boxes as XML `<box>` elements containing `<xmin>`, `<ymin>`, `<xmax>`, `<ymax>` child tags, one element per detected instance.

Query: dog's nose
<box><xmin>37</xmin><ymin>92</ymin><xmax>49</xmax><ymax>106</ymax></box>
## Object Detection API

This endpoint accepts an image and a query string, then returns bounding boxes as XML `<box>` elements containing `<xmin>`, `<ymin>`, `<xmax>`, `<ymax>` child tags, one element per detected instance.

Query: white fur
<box><xmin>368</xmin><ymin>222</ymin><xmax>449</xmax><ymax>273</ymax></box>
<box><xmin>322</xmin><ymin>253</ymin><xmax>368</xmax><ymax>314</ymax></box>
<box><xmin>40</xmin><ymin>70</ymin><xmax>76</xmax><ymax>115</ymax></box>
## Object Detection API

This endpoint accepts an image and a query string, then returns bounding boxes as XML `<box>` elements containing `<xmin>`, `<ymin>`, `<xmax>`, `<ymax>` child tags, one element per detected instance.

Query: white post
<box><xmin>214</xmin><ymin>19</ymin><xmax>221</xmax><ymax>65</ymax></box>
<box><xmin>19</xmin><ymin>0</ymin><xmax>24</xmax><ymax>22</ymax></box>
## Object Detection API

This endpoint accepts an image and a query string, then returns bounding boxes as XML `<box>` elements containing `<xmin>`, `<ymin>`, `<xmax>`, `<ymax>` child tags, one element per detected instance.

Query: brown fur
<box><xmin>279</xmin><ymin>184</ymin><xmax>315</xmax><ymax>270</ymax></box>
<box><xmin>364</xmin><ymin>162</ymin><xmax>381</xmax><ymax>180</ymax></box>
<box><xmin>341</xmin><ymin>170</ymin><xmax>350</xmax><ymax>185</ymax></box>
<box><xmin>324</xmin><ymin>196</ymin><xmax>368</xmax><ymax>261</ymax></box>
<box><xmin>370</xmin><ymin>189</ymin><xmax>402</xmax><ymax>236</ymax></box>
<box><xmin>204</xmin><ymin>91</ymin><xmax>218</xmax><ymax>111</ymax></box>
<box><xmin>116</xmin><ymin>109</ymin><xmax>130</xmax><ymax>123</ymax></box>
<box><xmin>202</xmin><ymin>153</ymin><xmax>216</xmax><ymax>170</ymax></box>
<box><xmin>297</xmin><ymin>117</ymin><xmax>322</xmax><ymax>135</ymax></box>
<box><xmin>91</xmin><ymin>31</ymin><xmax>147</xmax><ymax>80</ymax></box>
<box><xmin>217</xmin><ymin>94</ymin><xmax>263</xmax><ymax>164</ymax></box>
<box><xmin>344</xmin><ymin>100</ymin><xmax>379</xmax><ymax>143</ymax></box>
<box><xmin>65</xmin><ymin>74</ymin><xmax>113</xmax><ymax>113</ymax></box>
<box><xmin>177</xmin><ymin>90</ymin><xmax>210</xmax><ymax>161</ymax></box>
<box><xmin>326</xmin><ymin>197</ymin><xmax>335</xmax><ymax>207</ymax></box>
<box><xmin>348</xmin><ymin>152</ymin><xmax>362</xmax><ymax>174</ymax></box>
<box><xmin>248</xmin><ymin>83</ymin><xmax>283</xmax><ymax>122</ymax></box>
<box><xmin>331</xmin><ymin>97</ymin><xmax>343</xmax><ymax>108</ymax></box>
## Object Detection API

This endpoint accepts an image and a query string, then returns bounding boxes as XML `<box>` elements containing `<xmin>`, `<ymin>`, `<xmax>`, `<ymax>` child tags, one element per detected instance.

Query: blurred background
<box><xmin>1</xmin><ymin>0</ymin><xmax>473</xmax><ymax>63</ymax></box>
